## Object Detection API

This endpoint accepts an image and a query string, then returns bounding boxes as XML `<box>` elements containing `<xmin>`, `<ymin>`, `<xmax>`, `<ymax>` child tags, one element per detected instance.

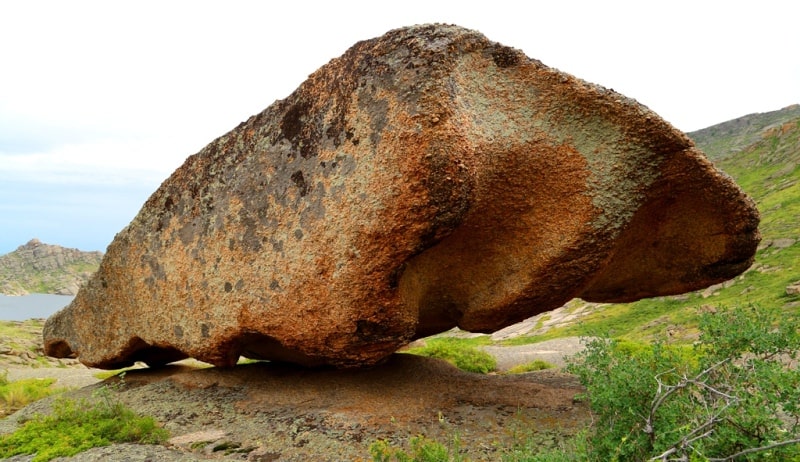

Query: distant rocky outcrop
<box><xmin>44</xmin><ymin>24</ymin><xmax>759</xmax><ymax>370</ymax></box>
<box><xmin>0</xmin><ymin>239</ymin><xmax>102</xmax><ymax>296</ymax></box>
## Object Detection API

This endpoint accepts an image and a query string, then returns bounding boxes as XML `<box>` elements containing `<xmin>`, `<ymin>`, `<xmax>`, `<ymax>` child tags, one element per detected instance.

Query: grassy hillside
<box><xmin>689</xmin><ymin>104</ymin><xmax>800</xmax><ymax>161</ymax></box>
<box><xmin>503</xmin><ymin>110</ymin><xmax>800</xmax><ymax>345</ymax></box>
<box><xmin>715</xmin><ymin>117</ymin><xmax>800</xmax><ymax>240</ymax></box>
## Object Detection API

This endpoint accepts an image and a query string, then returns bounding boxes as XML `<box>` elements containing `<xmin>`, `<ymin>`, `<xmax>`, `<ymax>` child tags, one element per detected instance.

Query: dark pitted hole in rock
<box><xmin>290</xmin><ymin>170</ymin><xmax>309</xmax><ymax>197</ymax></box>
<box><xmin>355</xmin><ymin>320</ymin><xmax>394</xmax><ymax>342</ymax></box>
<box><xmin>491</xmin><ymin>45</ymin><xmax>521</xmax><ymax>68</ymax></box>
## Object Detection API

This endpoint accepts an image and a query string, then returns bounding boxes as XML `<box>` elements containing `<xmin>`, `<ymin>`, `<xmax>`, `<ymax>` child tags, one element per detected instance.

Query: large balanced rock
<box><xmin>44</xmin><ymin>24</ymin><xmax>759</xmax><ymax>369</ymax></box>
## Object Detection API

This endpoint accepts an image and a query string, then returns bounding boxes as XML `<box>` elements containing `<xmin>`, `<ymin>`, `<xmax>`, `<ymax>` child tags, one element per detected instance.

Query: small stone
<box><xmin>773</xmin><ymin>238</ymin><xmax>796</xmax><ymax>249</ymax></box>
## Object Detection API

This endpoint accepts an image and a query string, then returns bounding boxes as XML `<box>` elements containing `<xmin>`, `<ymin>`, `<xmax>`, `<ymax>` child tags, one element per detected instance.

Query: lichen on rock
<box><xmin>44</xmin><ymin>24</ymin><xmax>759</xmax><ymax>370</ymax></box>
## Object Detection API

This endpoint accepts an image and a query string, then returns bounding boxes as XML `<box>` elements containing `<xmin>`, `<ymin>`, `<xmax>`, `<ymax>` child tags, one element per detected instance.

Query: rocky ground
<box><xmin>1</xmin><ymin>320</ymin><xmax>590</xmax><ymax>461</ymax></box>
<box><xmin>1</xmin><ymin>320</ymin><xmax>82</xmax><ymax>369</ymax></box>
<box><xmin>3</xmin><ymin>356</ymin><xmax>589</xmax><ymax>461</ymax></box>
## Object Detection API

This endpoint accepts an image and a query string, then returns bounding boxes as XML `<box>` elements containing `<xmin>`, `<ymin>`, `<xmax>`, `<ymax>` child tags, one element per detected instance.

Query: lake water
<box><xmin>0</xmin><ymin>294</ymin><xmax>74</xmax><ymax>321</ymax></box>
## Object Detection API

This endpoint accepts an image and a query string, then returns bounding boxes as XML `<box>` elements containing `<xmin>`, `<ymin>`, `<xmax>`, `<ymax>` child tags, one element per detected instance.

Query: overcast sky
<box><xmin>1</xmin><ymin>0</ymin><xmax>798</xmax><ymax>254</ymax></box>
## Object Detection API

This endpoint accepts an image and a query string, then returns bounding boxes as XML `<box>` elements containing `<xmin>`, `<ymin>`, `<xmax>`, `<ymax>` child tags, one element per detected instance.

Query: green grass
<box><xmin>502</xmin><ymin>296</ymin><xmax>697</xmax><ymax>346</ymax></box>
<box><xmin>0</xmin><ymin>371</ymin><xmax>64</xmax><ymax>417</ymax></box>
<box><xmin>716</xmin><ymin>118</ymin><xmax>799</xmax><ymax>234</ymax></box>
<box><xmin>533</xmin><ymin>314</ymin><xmax>551</xmax><ymax>331</ymax></box>
<box><xmin>0</xmin><ymin>390</ymin><xmax>168</xmax><ymax>461</ymax></box>
<box><xmin>92</xmin><ymin>369</ymin><xmax>133</xmax><ymax>380</ymax></box>
<box><xmin>0</xmin><ymin>319</ymin><xmax>43</xmax><ymax>341</ymax></box>
<box><xmin>371</xmin><ymin>434</ymin><xmax>466</xmax><ymax>462</ymax></box>
<box><xmin>504</xmin><ymin>255</ymin><xmax>798</xmax><ymax>346</ymax></box>
<box><xmin>506</xmin><ymin>360</ymin><xmax>556</xmax><ymax>374</ymax></box>
<box><xmin>403</xmin><ymin>337</ymin><xmax>497</xmax><ymax>374</ymax></box>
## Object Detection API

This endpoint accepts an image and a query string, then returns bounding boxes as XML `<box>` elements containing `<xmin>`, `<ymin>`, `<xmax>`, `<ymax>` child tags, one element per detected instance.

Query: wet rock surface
<box><xmin>44</xmin><ymin>24</ymin><xmax>759</xmax><ymax>370</ymax></box>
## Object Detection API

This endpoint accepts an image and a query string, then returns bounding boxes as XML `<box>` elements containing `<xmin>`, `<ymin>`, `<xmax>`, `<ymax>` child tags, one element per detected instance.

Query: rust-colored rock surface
<box><xmin>44</xmin><ymin>24</ymin><xmax>759</xmax><ymax>369</ymax></box>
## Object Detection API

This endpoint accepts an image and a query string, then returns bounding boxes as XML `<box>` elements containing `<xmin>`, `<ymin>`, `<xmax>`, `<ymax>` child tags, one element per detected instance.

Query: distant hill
<box><xmin>0</xmin><ymin>239</ymin><xmax>103</xmax><ymax>295</ymax></box>
<box><xmin>705</xmin><ymin>113</ymin><xmax>800</xmax><ymax>241</ymax></box>
<box><xmin>689</xmin><ymin>104</ymin><xmax>800</xmax><ymax>161</ymax></box>
<box><xmin>496</xmin><ymin>105</ymin><xmax>800</xmax><ymax>344</ymax></box>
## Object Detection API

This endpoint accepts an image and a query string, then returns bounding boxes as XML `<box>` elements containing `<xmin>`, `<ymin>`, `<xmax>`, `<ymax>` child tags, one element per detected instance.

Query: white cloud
<box><xmin>0</xmin><ymin>0</ymin><xmax>798</xmax><ymax>253</ymax></box>
<box><xmin>0</xmin><ymin>137</ymin><xmax>188</xmax><ymax>186</ymax></box>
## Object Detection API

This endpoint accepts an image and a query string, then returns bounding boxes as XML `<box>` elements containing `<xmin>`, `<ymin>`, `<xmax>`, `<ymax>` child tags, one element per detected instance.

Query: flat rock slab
<box><xmin>44</xmin><ymin>24</ymin><xmax>759</xmax><ymax>370</ymax></box>
<box><xmin>4</xmin><ymin>367</ymin><xmax>101</xmax><ymax>390</ymax></box>
<box><xmin>3</xmin><ymin>354</ymin><xmax>589</xmax><ymax>461</ymax></box>
<box><xmin>483</xmin><ymin>337</ymin><xmax>589</xmax><ymax>370</ymax></box>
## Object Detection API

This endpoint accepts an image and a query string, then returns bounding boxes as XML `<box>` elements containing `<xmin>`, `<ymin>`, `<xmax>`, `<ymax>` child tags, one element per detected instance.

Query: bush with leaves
<box><xmin>0</xmin><ymin>383</ymin><xmax>168</xmax><ymax>462</ymax></box>
<box><xmin>566</xmin><ymin>304</ymin><xmax>800</xmax><ymax>461</ymax></box>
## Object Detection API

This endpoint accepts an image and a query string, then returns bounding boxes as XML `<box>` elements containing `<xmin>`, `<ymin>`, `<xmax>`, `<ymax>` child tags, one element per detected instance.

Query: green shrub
<box><xmin>405</xmin><ymin>338</ymin><xmax>496</xmax><ymax>374</ymax></box>
<box><xmin>372</xmin><ymin>305</ymin><xmax>800</xmax><ymax>461</ymax></box>
<box><xmin>566</xmin><ymin>304</ymin><xmax>800</xmax><ymax>461</ymax></box>
<box><xmin>0</xmin><ymin>386</ymin><xmax>168</xmax><ymax>461</ymax></box>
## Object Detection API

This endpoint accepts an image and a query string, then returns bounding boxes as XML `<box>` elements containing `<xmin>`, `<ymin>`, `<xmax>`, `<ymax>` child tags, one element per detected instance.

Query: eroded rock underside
<box><xmin>44</xmin><ymin>24</ymin><xmax>759</xmax><ymax>369</ymax></box>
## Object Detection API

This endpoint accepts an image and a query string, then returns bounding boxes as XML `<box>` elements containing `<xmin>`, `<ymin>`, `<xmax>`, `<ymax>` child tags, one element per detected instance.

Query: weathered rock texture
<box><xmin>44</xmin><ymin>24</ymin><xmax>759</xmax><ymax>369</ymax></box>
